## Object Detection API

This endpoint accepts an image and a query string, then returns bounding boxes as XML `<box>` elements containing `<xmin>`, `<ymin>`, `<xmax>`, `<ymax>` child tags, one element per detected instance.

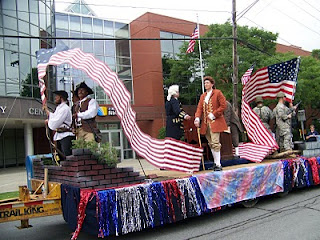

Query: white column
<box><xmin>24</xmin><ymin>123</ymin><xmax>34</xmax><ymax>157</ymax></box>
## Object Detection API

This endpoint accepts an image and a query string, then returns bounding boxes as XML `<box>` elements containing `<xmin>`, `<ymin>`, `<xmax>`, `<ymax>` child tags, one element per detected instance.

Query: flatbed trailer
<box><xmin>0</xmin><ymin>180</ymin><xmax>62</xmax><ymax>228</ymax></box>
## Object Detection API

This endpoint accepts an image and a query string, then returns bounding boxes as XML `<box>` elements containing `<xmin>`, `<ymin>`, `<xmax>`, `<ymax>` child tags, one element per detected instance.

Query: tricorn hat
<box><xmin>276</xmin><ymin>92</ymin><xmax>286</xmax><ymax>98</ymax></box>
<box><xmin>53</xmin><ymin>90</ymin><xmax>68</xmax><ymax>100</ymax></box>
<box><xmin>74</xmin><ymin>81</ymin><xmax>94</xmax><ymax>96</ymax></box>
<box><xmin>255</xmin><ymin>96</ymin><xmax>263</xmax><ymax>103</ymax></box>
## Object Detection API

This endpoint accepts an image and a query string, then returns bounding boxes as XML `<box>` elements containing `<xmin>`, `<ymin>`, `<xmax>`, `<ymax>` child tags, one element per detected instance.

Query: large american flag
<box><xmin>244</xmin><ymin>58</ymin><xmax>300</xmax><ymax>103</ymax></box>
<box><xmin>186</xmin><ymin>26</ymin><xmax>199</xmax><ymax>53</ymax></box>
<box><xmin>36</xmin><ymin>47</ymin><xmax>203</xmax><ymax>173</ymax></box>
<box><xmin>238</xmin><ymin>58</ymin><xmax>300</xmax><ymax>162</ymax></box>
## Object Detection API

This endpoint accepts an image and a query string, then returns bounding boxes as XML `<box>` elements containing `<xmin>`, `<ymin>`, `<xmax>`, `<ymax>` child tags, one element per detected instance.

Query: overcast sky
<box><xmin>55</xmin><ymin>0</ymin><xmax>320</xmax><ymax>52</ymax></box>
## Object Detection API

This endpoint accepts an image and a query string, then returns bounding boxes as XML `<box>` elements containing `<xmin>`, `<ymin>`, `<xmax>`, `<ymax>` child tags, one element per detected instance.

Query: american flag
<box><xmin>241</xmin><ymin>64</ymin><xmax>254</xmax><ymax>85</ymax></box>
<box><xmin>244</xmin><ymin>58</ymin><xmax>300</xmax><ymax>103</ymax></box>
<box><xmin>36</xmin><ymin>47</ymin><xmax>203</xmax><ymax>173</ymax></box>
<box><xmin>239</xmin><ymin>58</ymin><xmax>300</xmax><ymax>162</ymax></box>
<box><xmin>186</xmin><ymin>26</ymin><xmax>199</xmax><ymax>53</ymax></box>
<box><xmin>36</xmin><ymin>45</ymin><xmax>69</xmax><ymax>106</ymax></box>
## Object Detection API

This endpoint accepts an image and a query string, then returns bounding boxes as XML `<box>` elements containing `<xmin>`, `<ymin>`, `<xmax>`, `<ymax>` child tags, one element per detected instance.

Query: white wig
<box><xmin>167</xmin><ymin>85</ymin><xmax>179</xmax><ymax>101</ymax></box>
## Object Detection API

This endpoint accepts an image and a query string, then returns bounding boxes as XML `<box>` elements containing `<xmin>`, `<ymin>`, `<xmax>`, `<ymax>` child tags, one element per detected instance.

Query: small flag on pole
<box><xmin>186</xmin><ymin>26</ymin><xmax>199</xmax><ymax>53</ymax></box>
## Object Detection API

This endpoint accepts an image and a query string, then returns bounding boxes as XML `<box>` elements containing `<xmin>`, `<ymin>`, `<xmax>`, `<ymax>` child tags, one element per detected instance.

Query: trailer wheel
<box><xmin>241</xmin><ymin>198</ymin><xmax>258</xmax><ymax>208</ymax></box>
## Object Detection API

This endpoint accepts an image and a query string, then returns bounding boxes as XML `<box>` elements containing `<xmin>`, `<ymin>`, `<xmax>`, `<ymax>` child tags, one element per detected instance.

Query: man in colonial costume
<box><xmin>165</xmin><ymin>85</ymin><xmax>191</xmax><ymax>140</ymax></box>
<box><xmin>73</xmin><ymin>82</ymin><xmax>99</xmax><ymax>142</ymax></box>
<box><xmin>194</xmin><ymin>76</ymin><xmax>228</xmax><ymax>171</ymax></box>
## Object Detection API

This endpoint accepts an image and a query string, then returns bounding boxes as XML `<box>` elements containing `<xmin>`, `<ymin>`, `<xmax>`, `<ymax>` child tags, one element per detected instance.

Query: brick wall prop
<box><xmin>32</xmin><ymin>149</ymin><xmax>145</xmax><ymax>189</ymax></box>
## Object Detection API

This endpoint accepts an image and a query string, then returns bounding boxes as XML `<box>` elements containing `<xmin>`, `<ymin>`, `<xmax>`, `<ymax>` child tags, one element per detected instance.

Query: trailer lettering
<box><xmin>24</xmin><ymin>206</ymin><xmax>44</xmax><ymax>215</ymax></box>
<box><xmin>0</xmin><ymin>209</ymin><xmax>22</xmax><ymax>218</ymax></box>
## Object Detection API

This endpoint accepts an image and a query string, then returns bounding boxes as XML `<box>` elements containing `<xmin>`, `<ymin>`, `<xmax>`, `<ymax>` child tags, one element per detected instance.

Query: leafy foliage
<box><xmin>72</xmin><ymin>139</ymin><xmax>118</xmax><ymax>167</ymax></box>
<box><xmin>164</xmin><ymin>22</ymin><xmax>279</xmax><ymax>105</ymax></box>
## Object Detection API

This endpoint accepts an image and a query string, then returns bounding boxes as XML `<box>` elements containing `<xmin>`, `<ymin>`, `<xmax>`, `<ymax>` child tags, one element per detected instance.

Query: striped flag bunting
<box><xmin>36</xmin><ymin>47</ymin><xmax>203</xmax><ymax>173</ymax></box>
<box><xmin>239</xmin><ymin>58</ymin><xmax>300</xmax><ymax>162</ymax></box>
<box><xmin>241</xmin><ymin>64</ymin><xmax>254</xmax><ymax>85</ymax></box>
<box><xmin>186</xmin><ymin>26</ymin><xmax>199</xmax><ymax>53</ymax></box>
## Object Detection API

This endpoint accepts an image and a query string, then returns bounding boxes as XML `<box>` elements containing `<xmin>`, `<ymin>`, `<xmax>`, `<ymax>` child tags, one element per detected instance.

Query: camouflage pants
<box><xmin>279</xmin><ymin>128</ymin><xmax>293</xmax><ymax>152</ymax></box>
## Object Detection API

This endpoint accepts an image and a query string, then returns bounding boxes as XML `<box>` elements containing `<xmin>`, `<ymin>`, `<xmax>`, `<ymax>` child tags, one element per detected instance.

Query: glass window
<box><xmin>17</xmin><ymin>0</ymin><xmax>29</xmax><ymax>21</ymax></box>
<box><xmin>160</xmin><ymin>31</ymin><xmax>172</xmax><ymax>39</ymax></box>
<box><xmin>104</xmin><ymin>20</ymin><xmax>113</xmax><ymax>36</ymax></box>
<box><xmin>55</xmin><ymin>13</ymin><xmax>68</xmax><ymax>30</ymax></box>
<box><xmin>81</xmin><ymin>17</ymin><xmax>92</xmax><ymax>33</ymax></box>
<box><xmin>115</xmin><ymin>22</ymin><xmax>129</xmax><ymax>38</ymax></box>
<box><xmin>70</xmin><ymin>15</ymin><xmax>81</xmax><ymax>32</ymax></box>
<box><xmin>6</xmin><ymin>83</ymin><xmax>20</xmax><ymax>96</ymax></box>
<box><xmin>70</xmin><ymin>31</ymin><xmax>81</xmax><ymax>49</ymax></box>
<box><xmin>82</xmin><ymin>40</ymin><xmax>93</xmax><ymax>53</ymax></box>
<box><xmin>4</xmin><ymin>33</ymin><xmax>18</xmax><ymax>53</ymax></box>
<box><xmin>161</xmin><ymin>39</ymin><xmax>173</xmax><ymax>53</ymax></box>
<box><xmin>105</xmin><ymin>56</ymin><xmax>116</xmax><ymax>67</ymax></box>
<box><xmin>123</xmin><ymin>80</ymin><xmax>133</xmax><ymax>102</ymax></box>
<box><xmin>69</xmin><ymin>2</ymin><xmax>80</xmax><ymax>13</ymax></box>
<box><xmin>117</xmin><ymin>66</ymin><xmax>131</xmax><ymax>78</ymax></box>
<box><xmin>29</xmin><ymin>0</ymin><xmax>39</xmax><ymax>27</ymax></box>
<box><xmin>19</xmin><ymin>53</ymin><xmax>31</xmax><ymax>88</ymax></box>
<box><xmin>30</xmin><ymin>25</ymin><xmax>39</xmax><ymax>36</ymax></box>
<box><xmin>93</xmin><ymin>18</ymin><xmax>103</xmax><ymax>35</ymax></box>
<box><xmin>116</xmin><ymin>57</ymin><xmax>130</xmax><ymax>66</ymax></box>
<box><xmin>80</xmin><ymin>4</ymin><xmax>91</xmax><ymax>15</ymax></box>
<box><xmin>3</xmin><ymin>15</ymin><xmax>18</xmax><ymax>30</ymax></box>
<box><xmin>31</xmin><ymin>39</ymin><xmax>40</xmax><ymax>56</ymax></box>
<box><xmin>173</xmin><ymin>40</ymin><xmax>184</xmax><ymax>55</ymax></box>
<box><xmin>94</xmin><ymin>39</ymin><xmax>104</xmax><ymax>55</ymax></box>
<box><xmin>116</xmin><ymin>40</ymin><xmax>130</xmax><ymax>58</ymax></box>
<box><xmin>39</xmin><ymin>1</ymin><xmax>46</xmax><ymax>31</ymax></box>
<box><xmin>104</xmin><ymin>40</ymin><xmax>115</xmax><ymax>57</ymax></box>
<box><xmin>2</xmin><ymin>0</ymin><xmax>17</xmax><ymax>18</ymax></box>
<box><xmin>19</xmin><ymin>37</ymin><xmax>30</xmax><ymax>54</ymax></box>
<box><xmin>18</xmin><ymin>20</ymin><xmax>30</xmax><ymax>35</ymax></box>
<box><xmin>0</xmin><ymin>50</ymin><xmax>5</xmax><ymax>88</ymax></box>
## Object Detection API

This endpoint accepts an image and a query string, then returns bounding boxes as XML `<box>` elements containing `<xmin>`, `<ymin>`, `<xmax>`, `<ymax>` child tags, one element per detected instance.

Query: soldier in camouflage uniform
<box><xmin>273</xmin><ymin>92</ymin><xmax>297</xmax><ymax>152</ymax></box>
<box><xmin>253</xmin><ymin>96</ymin><xmax>274</xmax><ymax>133</ymax></box>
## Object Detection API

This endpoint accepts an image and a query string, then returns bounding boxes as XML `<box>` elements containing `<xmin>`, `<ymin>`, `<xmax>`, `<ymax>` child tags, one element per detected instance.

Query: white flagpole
<box><xmin>197</xmin><ymin>14</ymin><xmax>205</xmax><ymax>93</ymax></box>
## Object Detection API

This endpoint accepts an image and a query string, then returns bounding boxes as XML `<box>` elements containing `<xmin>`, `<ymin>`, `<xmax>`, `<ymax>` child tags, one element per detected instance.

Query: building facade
<box><xmin>0</xmin><ymin>0</ymin><xmax>55</xmax><ymax>167</ymax></box>
<box><xmin>0</xmin><ymin>1</ymin><xmax>312</xmax><ymax>168</ymax></box>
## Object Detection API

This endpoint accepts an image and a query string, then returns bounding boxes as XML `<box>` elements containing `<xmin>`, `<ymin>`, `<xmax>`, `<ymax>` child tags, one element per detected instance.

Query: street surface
<box><xmin>1</xmin><ymin>185</ymin><xmax>320</xmax><ymax>240</ymax></box>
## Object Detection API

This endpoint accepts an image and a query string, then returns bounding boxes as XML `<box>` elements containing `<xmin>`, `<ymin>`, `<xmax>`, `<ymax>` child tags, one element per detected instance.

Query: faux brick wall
<box><xmin>32</xmin><ymin>149</ymin><xmax>145</xmax><ymax>189</ymax></box>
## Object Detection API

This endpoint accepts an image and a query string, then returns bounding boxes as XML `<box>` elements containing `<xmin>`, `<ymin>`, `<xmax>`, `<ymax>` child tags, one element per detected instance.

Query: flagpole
<box><xmin>197</xmin><ymin>14</ymin><xmax>205</xmax><ymax>93</ymax></box>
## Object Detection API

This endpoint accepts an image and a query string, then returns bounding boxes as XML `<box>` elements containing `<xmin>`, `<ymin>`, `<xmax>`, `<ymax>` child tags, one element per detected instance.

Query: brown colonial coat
<box><xmin>195</xmin><ymin>89</ymin><xmax>228</xmax><ymax>135</ymax></box>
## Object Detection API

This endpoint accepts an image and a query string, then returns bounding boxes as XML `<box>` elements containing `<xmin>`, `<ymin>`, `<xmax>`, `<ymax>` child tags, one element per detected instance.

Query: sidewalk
<box><xmin>0</xmin><ymin>166</ymin><xmax>27</xmax><ymax>193</ymax></box>
<box><xmin>0</xmin><ymin>159</ymin><xmax>158</xmax><ymax>193</ymax></box>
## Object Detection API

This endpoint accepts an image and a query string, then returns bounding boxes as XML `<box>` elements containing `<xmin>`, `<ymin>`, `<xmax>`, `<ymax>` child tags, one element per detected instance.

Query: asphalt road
<box><xmin>1</xmin><ymin>186</ymin><xmax>320</xmax><ymax>240</ymax></box>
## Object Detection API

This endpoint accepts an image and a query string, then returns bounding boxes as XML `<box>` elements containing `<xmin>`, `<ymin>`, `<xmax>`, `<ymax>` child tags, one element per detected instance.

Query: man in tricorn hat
<box><xmin>44</xmin><ymin>90</ymin><xmax>75</xmax><ymax>159</ymax></box>
<box><xmin>253</xmin><ymin>96</ymin><xmax>274</xmax><ymax>133</ymax></box>
<box><xmin>73</xmin><ymin>82</ymin><xmax>99</xmax><ymax>142</ymax></box>
<box><xmin>273</xmin><ymin>92</ymin><xmax>297</xmax><ymax>152</ymax></box>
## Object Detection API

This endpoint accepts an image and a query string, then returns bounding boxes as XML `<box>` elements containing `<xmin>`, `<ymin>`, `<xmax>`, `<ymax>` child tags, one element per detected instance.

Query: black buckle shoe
<box><xmin>213</xmin><ymin>165</ymin><xmax>222</xmax><ymax>171</ymax></box>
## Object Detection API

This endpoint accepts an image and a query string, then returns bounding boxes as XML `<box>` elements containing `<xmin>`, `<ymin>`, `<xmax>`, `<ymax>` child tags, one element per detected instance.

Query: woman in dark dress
<box><xmin>165</xmin><ymin>85</ymin><xmax>191</xmax><ymax>140</ymax></box>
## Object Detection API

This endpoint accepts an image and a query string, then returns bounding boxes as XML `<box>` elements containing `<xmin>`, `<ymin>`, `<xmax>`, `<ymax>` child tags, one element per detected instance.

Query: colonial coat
<box><xmin>165</xmin><ymin>97</ymin><xmax>187</xmax><ymax>140</ymax></box>
<box><xmin>195</xmin><ymin>89</ymin><xmax>228</xmax><ymax>135</ymax></box>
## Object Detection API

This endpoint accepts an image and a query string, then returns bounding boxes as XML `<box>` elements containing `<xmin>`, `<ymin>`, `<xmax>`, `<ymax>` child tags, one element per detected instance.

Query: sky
<box><xmin>55</xmin><ymin>0</ymin><xmax>320</xmax><ymax>52</ymax></box>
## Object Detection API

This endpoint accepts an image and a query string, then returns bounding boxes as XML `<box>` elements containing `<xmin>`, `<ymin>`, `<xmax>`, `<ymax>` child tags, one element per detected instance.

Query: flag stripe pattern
<box><xmin>239</xmin><ymin>58</ymin><xmax>300</xmax><ymax>162</ymax></box>
<box><xmin>186</xmin><ymin>27</ymin><xmax>199</xmax><ymax>53</ymax></box>
<box><xmin>36</xmin><ymin>47</ymin><xmax>203</xmax><ymax>173</ymax></box>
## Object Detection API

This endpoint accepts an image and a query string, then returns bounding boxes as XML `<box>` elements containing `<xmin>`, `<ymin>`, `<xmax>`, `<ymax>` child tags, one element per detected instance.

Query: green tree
<box><xmin>164</xmin><ymin>22</ymin><xmax>279</xmax><ymax>104</ymax></box>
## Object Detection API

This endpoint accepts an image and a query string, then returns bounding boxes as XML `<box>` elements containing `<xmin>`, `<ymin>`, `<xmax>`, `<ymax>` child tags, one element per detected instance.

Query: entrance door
<box><xmin>101</xmin><ymin>129</ymin><xmax>123</xmax><ymax>161</ymax></box>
